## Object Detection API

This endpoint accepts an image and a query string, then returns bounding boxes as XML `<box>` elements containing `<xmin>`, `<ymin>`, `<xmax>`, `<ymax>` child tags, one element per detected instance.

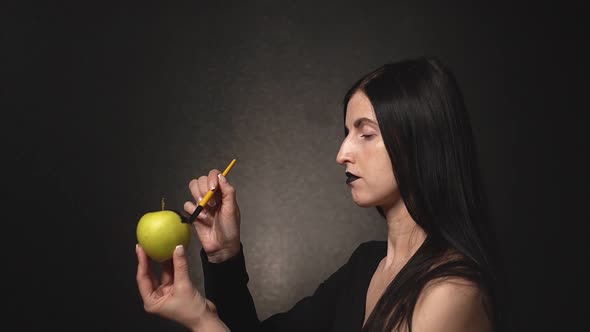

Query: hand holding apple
<box><xmin>136</xmin><ymin>244</ymin><xmax>229</xmax><ymax>331</ymax></box>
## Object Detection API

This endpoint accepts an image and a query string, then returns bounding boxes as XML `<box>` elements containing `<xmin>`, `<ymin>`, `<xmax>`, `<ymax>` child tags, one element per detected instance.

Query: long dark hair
<box><xmin>344</xmin><ymin>57</ymin><xmax>502</xmax><ymax>331</ymax></box>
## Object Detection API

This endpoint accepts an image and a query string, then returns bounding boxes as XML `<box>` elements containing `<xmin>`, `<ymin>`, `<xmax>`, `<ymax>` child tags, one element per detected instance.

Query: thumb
<box><xmin>172</xmin><ymin>245</ymin><xmax>191</xmax><ymax>285</ymax></box>
<box><xmin>217</xmin><ymin>173</ymin><xmax>236</xmax><ymax>204</ymax></box>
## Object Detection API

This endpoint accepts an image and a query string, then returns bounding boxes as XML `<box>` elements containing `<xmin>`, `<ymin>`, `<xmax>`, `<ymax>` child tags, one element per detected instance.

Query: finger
<box><xmin>137</xmin><ymin>244</ymin><xmax>158</xmax><ymax>289</ymax></box>
<box><xmin>197</xmin><ymin>176</ymin><xmax>211</xmax><ymax>201</ymax></box>
<box><xmin>196</xmin><ymin>175</ymin><xmax>220</xmax><ymax>212</ymax></box>
<box><xmin>184</xmin><ymin>201</ymin><xmax>213</xmax><ymax>226</ymax></box>
<box><xmin>207</xmin><ymin>169</ymin><xmax>221</xmax><ymax>195</ymax></box>
<box><xmin>136</xmin><ymin>244</ymin><xmax>158</xmax><ymax>301</ymax></box>
<box><xmin>217</xmin><ymin>173</ymin><xmax>237</xmax><ymax>206</ymax></box>
<box><xmin>188</xmin><ymin>178</ymin><xmax>199</xmax><ymax>201</ymax></box>
<box><xmin>188</xmin><ymin>178</ymin><xmax>206</xmax><ymax>202</ymax></box>
<box><xmin>160</xmin><ymin>259</ymin><xmax>174</xmax><ymax>285</ymax></box>
<box><xmin>209</xmin><ymin>189</ymin><xmax>222</xmax><ymax>208</ymax></box>
<box><xmin>184</xmin><ymin>200</ymin><xmax>197</xmax><ymax>216</ymax></box>
<box><xmin>172</xmin><ymin>245</ymin><xmax>192</xmax><ymax>288</ymax></box>
<box><xmin>188</xmin><ymin>178</ymin><xmax>214</xmax><ymax>215</ymax></box>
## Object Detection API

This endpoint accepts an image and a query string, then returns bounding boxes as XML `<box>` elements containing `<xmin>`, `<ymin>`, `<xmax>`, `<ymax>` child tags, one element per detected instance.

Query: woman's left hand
<box><xmin>136</xmin><ymin>244</ymin><xmax>229</xmax><ymax>331</ymax></box>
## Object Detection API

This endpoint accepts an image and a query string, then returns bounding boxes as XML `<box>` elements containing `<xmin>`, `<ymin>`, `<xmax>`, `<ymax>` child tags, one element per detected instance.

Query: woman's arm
<box><xmin>202</xmin><ymin>242</ymin><xmax>375</xmax><ymax>332</ymax></box>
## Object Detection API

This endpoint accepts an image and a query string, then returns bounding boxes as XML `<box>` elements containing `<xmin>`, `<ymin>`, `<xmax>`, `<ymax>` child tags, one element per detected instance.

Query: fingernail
<box><xmin>209</xmin><ymin>183</ymin><xmax>216</xmax><ymax>191</ymax></box>
<box><xmin>198</xmin><ymin>211</ymin><xmax>208</xmax><ymax>219</ymax></box>
<box><xmin>135</xmin><ymin>244</ymin><xmax>138</xmax><ymax>252</ymax></box>
<box><xmin>197</xmin><ymin>196</ymin><xmax>203</xmax><ymax>203</ymax></box>
<box><xmin>218</xmin><ymin>174</ymin><xmax>227</xmax><ymax>183</ymax></box>
<box><xmin>175</xmin><ymin>245</ymin><xmax>185</xmax><ymax>256</ymax></box>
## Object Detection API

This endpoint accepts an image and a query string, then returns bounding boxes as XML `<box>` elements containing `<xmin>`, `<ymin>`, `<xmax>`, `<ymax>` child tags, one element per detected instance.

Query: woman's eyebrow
<box><xmin>344</xmin><ymin>118</ymin><xmax>377</xmax><ymax>130</ymax></box>
<box><xmin>353</xmin><ymin>117</ymin><xmax>377</xmax><ymax>128</ymax></box>
<box><xmin>345</xmin><ymin>117</ymin><xmax>378</xmax><ymax>132</ymax></box>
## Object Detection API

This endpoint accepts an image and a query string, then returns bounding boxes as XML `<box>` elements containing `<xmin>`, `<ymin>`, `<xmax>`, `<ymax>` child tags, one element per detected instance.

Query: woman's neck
<box><xmin>381</xmin><ymin>202</ymin><xmax>427</xmax><ymax>271</ymax></box>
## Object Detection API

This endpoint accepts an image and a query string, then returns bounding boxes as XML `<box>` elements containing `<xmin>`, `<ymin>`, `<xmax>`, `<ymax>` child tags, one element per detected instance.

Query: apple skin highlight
<box><xmin>136</xmin><ymin>210</ymin><xmax>192</xmax><ymax>262</ymax></box>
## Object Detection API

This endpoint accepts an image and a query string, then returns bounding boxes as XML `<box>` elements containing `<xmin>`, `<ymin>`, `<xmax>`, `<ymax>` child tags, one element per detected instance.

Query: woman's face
<box><xmin>336</xmin><ymin>91</ymin><xmax>398</xmax><ymax>208</ymax></box>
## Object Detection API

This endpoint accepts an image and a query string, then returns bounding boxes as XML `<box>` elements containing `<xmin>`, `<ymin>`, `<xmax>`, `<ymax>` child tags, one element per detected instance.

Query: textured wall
<box><xmin>8</xmin><ymin>1</ymin><xmax>586</xmax><ymax>331</ymax></box>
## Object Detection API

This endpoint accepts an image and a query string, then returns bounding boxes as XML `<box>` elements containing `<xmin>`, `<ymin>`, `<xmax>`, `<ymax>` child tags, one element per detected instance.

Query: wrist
<box><xmin>206</xmin><ymin>242</ymin><xmax>240</xmax><ymax>263</ymax></box>
<box><xmin>191</xmin><ymin>319</ymin><xmax>230</xmax><ymax>332</ymax></box>
<box><xmin>190</xmin><ymin>310</ymin><xmax>229</xmax><ymax>332</ymax></box>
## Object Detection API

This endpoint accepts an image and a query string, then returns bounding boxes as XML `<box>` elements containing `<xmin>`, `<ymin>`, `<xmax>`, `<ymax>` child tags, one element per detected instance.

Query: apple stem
<box><xmin>161</xmin><ymin>196</ymin><xmax>165</xmax><ymax>211</ymax></box>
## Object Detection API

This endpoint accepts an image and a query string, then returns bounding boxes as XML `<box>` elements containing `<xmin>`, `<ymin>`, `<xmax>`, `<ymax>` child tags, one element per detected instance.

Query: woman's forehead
<box><xmin>346</xmin><ymin>92</ymin><xmax>377</xmax><ymax>123</ymax></box>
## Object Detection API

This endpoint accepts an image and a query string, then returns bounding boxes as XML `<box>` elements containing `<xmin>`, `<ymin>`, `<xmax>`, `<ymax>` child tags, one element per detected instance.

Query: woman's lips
<box><xmin>345</xmin><ymin>171</ymin><xmax>360</xmax><ymax>184</ymax></box>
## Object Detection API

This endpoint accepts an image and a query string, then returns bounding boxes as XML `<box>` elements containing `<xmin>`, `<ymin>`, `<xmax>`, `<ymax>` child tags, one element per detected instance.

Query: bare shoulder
<box><xmin>411</xmin><ymin>277</ymin><xmax>493</xmax><ymax>332</ymax></box>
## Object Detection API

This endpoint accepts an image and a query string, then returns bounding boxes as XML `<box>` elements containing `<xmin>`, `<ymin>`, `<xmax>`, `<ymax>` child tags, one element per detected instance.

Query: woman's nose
<box><xmin>336</xmin><ymin>140</ymin><xmax>352</xmax><ymax>165</ymax></box>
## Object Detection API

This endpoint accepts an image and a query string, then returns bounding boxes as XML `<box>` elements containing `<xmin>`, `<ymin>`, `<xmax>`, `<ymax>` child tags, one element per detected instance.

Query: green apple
<box><xmin>136</xmin><ymin>210</ymin><xmax>191</xmax><ymax>262</ymax></box>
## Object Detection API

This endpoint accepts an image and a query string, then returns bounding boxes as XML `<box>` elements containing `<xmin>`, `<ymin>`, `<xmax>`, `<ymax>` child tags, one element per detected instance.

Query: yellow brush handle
<box><xmin>198</xmin><ymin>159</ymin><xmax>237</xmax><ymax>207</ymax></box>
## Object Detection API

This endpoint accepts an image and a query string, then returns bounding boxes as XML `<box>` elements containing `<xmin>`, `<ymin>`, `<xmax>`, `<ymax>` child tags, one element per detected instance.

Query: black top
<box><xmin>200</xmin><ymin>241</ymin><xmax>387</xmax><ymax>332</ymax></box>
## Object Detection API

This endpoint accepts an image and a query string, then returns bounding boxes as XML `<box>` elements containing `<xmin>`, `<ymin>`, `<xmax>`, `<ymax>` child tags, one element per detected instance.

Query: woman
<box><xmin>136</xmin><ymin>57</ymin><xmax>501</xmax><ymax>331</ymax></box>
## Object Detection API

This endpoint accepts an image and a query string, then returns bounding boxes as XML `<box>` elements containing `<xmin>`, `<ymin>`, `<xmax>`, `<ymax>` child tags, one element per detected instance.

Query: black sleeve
<box><xmin>200</xmin><ymin>245</ymin><xmax>259</xmax><ymax>331</ymax></box>
<box><xmin>201</xmin><ymin>244</ymin><xmax>360</xmax><ymax>332</ymax></box>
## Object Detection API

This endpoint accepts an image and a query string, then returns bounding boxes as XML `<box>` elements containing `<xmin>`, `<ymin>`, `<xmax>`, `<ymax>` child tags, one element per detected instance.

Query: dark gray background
<box><xmin>5</xmin><ymin>0</ymin><xmax>587</xmax><ymax>331</ymax></box>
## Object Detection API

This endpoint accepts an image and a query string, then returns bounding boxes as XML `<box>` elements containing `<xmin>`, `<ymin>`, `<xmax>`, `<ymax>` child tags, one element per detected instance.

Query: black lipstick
<box><xmin>345</xmin><ymin>171</ymin><xmax>360</xmax><ymax>184</ymax></box>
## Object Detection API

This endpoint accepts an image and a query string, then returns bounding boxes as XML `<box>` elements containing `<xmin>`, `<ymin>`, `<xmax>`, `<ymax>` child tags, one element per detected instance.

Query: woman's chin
<box><xmin>351</xmin><ymin>196</ymin><xmax>377</xmax><ymax>208</ymax></box>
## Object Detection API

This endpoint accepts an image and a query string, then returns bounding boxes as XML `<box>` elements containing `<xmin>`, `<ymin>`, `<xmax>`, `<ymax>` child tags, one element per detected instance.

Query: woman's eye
<box><xmin>361</xmin><ymin>134</ymin><xmax>375</xmax><ymax>139</ymax></box>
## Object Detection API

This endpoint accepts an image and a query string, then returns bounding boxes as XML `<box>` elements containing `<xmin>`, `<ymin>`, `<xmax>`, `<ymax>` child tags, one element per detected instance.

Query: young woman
<box><xmin>136</xmin><ymin>56</ymin><xmax>501</xmax><ymax>331</ymax></box>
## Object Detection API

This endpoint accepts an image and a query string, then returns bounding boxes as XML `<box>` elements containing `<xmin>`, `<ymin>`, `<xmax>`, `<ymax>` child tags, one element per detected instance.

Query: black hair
<box><xmin>343</xmin><ymin>57</ymin><xmax>503</xmax><ymax>331</ymax></box>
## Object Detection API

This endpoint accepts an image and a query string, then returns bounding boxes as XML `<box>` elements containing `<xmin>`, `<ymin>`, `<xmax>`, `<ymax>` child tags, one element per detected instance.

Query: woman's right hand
<box><xmin>184</xmin><ymin>169</ymin><xmax>241</xmax><ymax>263</ymax></box>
